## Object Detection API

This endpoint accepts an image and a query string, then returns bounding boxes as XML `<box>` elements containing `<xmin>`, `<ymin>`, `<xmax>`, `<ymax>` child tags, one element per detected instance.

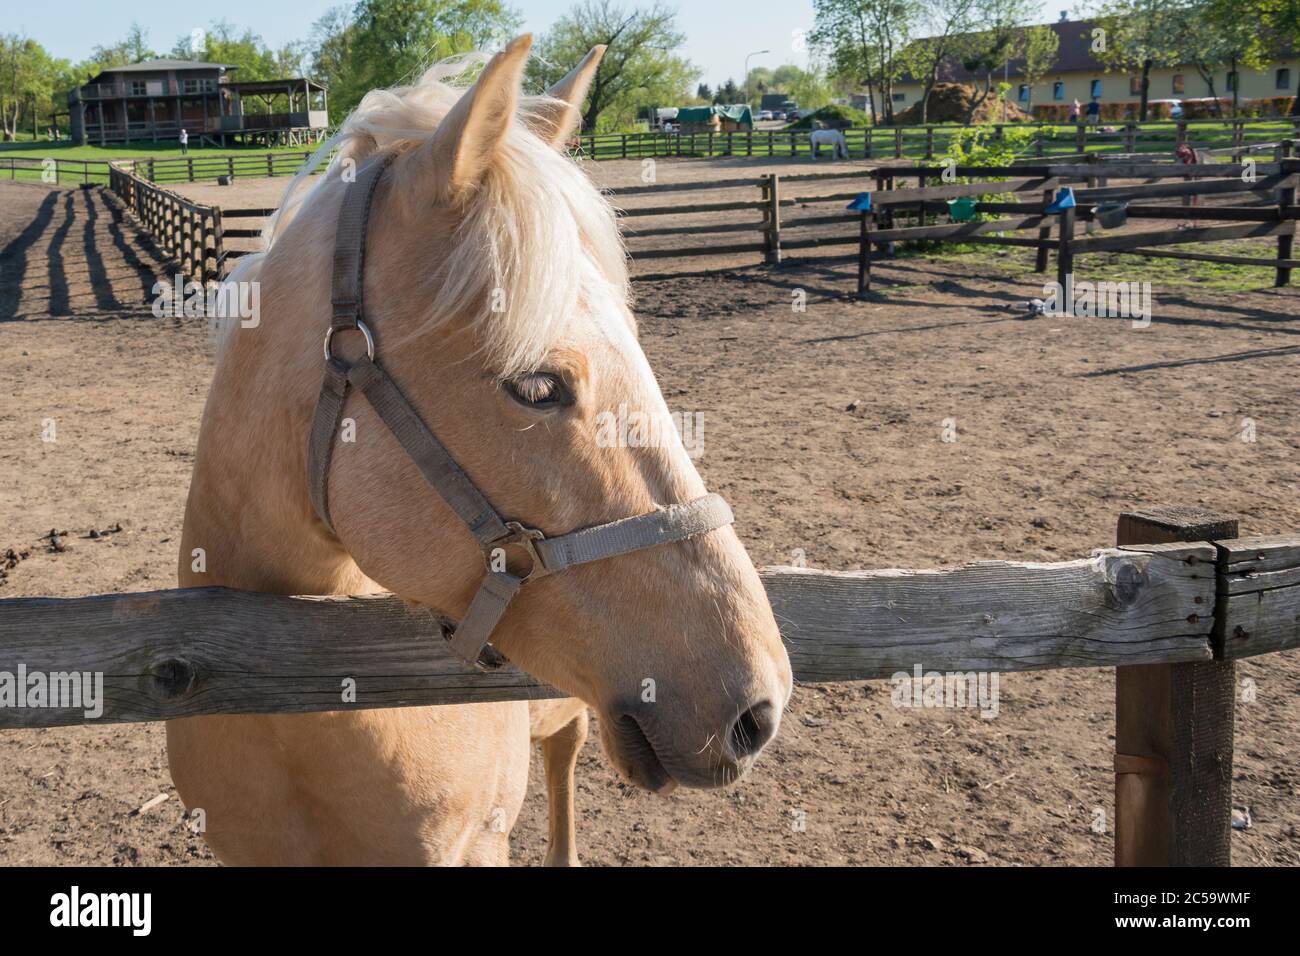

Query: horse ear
<box><xmin>522</xmin><ymin>45</ymin><xmax>606</xmax><ymax>147</ymax></box>
<box><xmin>413</xmin><ymin>34</ymin><xmax>533</xmax><ymax>201</ymax></box>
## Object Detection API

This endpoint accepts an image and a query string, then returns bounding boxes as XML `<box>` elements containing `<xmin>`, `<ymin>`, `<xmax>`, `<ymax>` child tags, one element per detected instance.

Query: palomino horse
<box><xmin>167</xmin><ymin>36</ymin><xmax>792</xmax><ymax>866</ymax></box>
<box><xmin>810</xmin><ymin>127</ymin><xmax>849</xmax><ymax>160</ymax></box>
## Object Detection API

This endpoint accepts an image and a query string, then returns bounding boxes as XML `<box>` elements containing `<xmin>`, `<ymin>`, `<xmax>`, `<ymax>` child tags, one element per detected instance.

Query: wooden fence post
<box><xmin>1276</xmin><ymin>140</ymin><xmax>1295</xmax><ymax>288</ymax></box>
<box><xmin>212</xmin><ymin>207</ymin><xmax>226</xmax><ymax>281</ymax></box>
<box><xmin>856</xmin><ymin>210</ymin><xmax>873</xmax><ymax>297</ymax></box>
<box><xmin>894</xmin><ymin>127</ymin><xmax>903</xmax><ymax>158</ymax></box>
<box><xmin>1115</xmin><ymin>508</ymin><xmax>1237</xmax><ymax>867</ymax></box>
<box><xmin>764</xmin><ymin>174</ymin><xmax>781</xmax><ymax>265</ymax></box>
<box><xmin>1076</xmin><ymin>123</ymin><xmax>1086</xmax><ymax>154</ymax></box>
<box><xmin>1034</xmin><ymin>187</ymin><xmax>1054</xmax><ymax>273</ymax></box>
<box><xmin>1055</xmin><ymin>204</ymin><xmax>1075</xmax><ymax>290</ymax></box>
<box><xmin>925</xmin><ymin>126</ymin><xmax>934</xmax><ymax>159</ymax></box>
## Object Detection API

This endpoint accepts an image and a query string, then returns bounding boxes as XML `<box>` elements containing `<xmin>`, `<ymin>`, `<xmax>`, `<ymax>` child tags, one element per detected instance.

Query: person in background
<box><xmin>179</xmin><ymin>127</ymin><xmax>189</xmax><ymax>155</ymax></box>
<box><xmin>1069</xmin><ymin>98</ymin><xmax>1081</xmax><ymax>123</ymax></box>
<box><xmin>1085</xmin><ymin>97</ymin><xmax>1101</xmax><ymax>126</ymax></box>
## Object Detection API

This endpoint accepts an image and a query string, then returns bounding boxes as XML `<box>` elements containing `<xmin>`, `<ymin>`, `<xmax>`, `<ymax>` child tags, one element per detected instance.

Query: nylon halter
<box><xmin>305</xmin><ymin>152</ymin><xmax>735</xmax><ymax>670</ymax></box>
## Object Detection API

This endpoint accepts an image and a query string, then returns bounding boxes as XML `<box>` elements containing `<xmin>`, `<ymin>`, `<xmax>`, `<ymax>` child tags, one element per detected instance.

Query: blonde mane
<box><xmin>225</xmin><ymin>54</ymin><xmax>629</xmax><ymax>376</ymax></box>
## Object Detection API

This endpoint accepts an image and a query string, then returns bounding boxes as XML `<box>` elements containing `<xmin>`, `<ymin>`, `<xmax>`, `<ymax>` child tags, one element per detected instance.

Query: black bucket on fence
<box><xmin>1094</xmin><ymin>201</ymin><xmax>1128</xmax><ymax>229</ymax></box>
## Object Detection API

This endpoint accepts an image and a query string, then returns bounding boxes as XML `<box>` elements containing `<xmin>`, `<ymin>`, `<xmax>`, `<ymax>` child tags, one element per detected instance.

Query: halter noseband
<box><xmin>305</xmin><ymin>152</ymin><xmax>734</xmax><ymax>670</ymax></box>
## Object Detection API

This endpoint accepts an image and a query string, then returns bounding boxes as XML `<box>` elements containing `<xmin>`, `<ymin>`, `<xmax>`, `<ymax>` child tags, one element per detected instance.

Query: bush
<box><xmin>783</xmin><ymin>104</ymin><xmax>870</xmax><ymax>130</ymax></box>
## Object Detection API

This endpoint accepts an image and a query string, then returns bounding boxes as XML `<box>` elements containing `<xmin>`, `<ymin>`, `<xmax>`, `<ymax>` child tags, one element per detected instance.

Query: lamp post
<box><xmin>744</xmin><ymin>49</ymin><xmax>770</xmax><ymax>108</ymax></box>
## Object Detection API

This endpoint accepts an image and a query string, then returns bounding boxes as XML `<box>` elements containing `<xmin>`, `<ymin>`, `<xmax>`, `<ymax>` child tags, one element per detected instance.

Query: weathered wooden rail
<box><xmin>107</xmin><ymin>162</ymin><xmax>223</xmax><ymax>284</ymax></box>
<box><xmin>1</xmin><ymin>507</ymin><xmax>1296</xmax><ymax>867</ymax></box>
<box><xmin>0</xmin><ymin>517</ymin><xmax>1292</xmax><ymax>720</ymax></box>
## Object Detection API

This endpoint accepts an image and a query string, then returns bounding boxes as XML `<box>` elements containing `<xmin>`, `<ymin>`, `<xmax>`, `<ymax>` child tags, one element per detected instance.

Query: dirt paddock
<box><xmin>2</xmin><ymin>162</ymin><xmax>1299</xmax><ymax>866</ymax></box>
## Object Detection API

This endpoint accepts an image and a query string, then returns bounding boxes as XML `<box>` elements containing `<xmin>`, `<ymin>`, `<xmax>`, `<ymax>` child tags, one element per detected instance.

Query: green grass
<box><xmin>0</xmin><ymin>138</ymin><xmax>319</xmax><ymax>161</ymax></box>
<box><xmin>0</xmin><ymin>137</ymin><xmax>326</xmax><ymax>185</ymax></box>
<box><xmin>898</xmin><ymin>236</ymin><xmax>1289</xmax><ymax>294</ymax></box>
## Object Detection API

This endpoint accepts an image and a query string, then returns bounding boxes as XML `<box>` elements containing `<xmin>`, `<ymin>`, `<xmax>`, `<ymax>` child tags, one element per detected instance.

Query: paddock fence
<box><xmin>106</xmin><ymin>162</ymin><xmax>224</xmax><ymax>284</ymax></box>
<box><xmin>100</xmin><ymin>146</ymin><xmax>1300</xmax><ymax>287</ymax></box>
<box><xmin>578</xmin><ymin>118</ymin><xmax>1300</xmax><ymax>162</ymax></box>
<box><xmin>1</xmin><ymin>506</ymin><xmax>1298</xmax><ymax>865</ymax></box>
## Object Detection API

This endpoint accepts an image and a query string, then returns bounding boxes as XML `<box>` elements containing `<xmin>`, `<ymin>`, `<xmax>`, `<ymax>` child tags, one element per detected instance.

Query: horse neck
<box><xmin>179</xmin><ymin>315</ymin><xmax>367</xmax><ymax>598</ymax></box>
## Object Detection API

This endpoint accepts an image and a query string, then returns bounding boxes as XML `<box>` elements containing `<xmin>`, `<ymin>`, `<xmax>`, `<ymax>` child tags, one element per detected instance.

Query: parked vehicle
<box><xmin>757</xmin><ymin>110</ymin><xmax>773</xmax><ymax>121</ymax></box>
<box><xmin>1149</xmin><ymin>98</ymin><xmax>1185</xmax><ymax>118</ymax></box>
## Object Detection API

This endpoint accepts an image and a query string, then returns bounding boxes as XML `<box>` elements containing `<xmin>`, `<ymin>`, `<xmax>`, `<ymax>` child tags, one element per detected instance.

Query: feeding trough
<box><xmin>1094</xmin><ymin>201</ymin><xmax>1129</xmax><ymax>229</ymax></box>
<box><xmin>947</xmin><ymin>197</ymin><xmax>977</xmax><ymax>221</ymax></box>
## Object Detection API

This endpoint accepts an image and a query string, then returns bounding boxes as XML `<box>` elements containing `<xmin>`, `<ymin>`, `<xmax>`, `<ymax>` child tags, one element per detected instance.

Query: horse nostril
<box><xmin>727</xmin><ymin>700</ymin><xmax>778</xmax><ymax>761</ymax></box>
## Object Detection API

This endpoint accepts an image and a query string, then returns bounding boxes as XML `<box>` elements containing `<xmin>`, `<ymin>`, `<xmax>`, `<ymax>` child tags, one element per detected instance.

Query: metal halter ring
<box><xmin>485</xmin><ymin>521</ymin><xmax>550</xmax><ymax>583</ymax></box>
<box><xmin>323</xmin><ymin>320</ymin><xmax>376</xmax><ymax>363</ymax></box>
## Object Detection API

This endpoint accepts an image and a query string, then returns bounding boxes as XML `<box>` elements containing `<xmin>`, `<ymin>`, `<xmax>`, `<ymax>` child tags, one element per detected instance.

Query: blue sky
<box><xmin>13</xmin><ymin>0</ymin><xmax>1055</xmax><ymax>89</ymax></box>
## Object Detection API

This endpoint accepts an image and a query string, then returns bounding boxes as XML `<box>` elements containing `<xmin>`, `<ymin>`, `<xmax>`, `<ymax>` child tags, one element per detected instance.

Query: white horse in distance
<box><xmin>810</xmin><ymin>127</ymin><xmax>849</xmax><ymax>160</ymax></box>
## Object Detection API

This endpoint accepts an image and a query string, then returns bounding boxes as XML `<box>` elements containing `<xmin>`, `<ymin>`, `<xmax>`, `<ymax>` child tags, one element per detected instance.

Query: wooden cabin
<box><xmin>68</xmin><ymin>59</ymin><xmax>328</xmax><ymax>147</ymax></box>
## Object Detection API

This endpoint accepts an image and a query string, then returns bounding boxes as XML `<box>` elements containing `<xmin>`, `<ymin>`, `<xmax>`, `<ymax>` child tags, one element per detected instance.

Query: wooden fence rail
<box><xmin>576</xmin><ymin>118</ymin><xmax>1300</xmax><ymax>162</ymax></box>
<box><xmin>107</xmin><ymin>162</ymin><xmax>223</xmax><ymax>284</ymax></box>
<box><xmin>1</xmin><ymin>525</ymin><xmax>1295</xmax><ymax>730</ymax></box>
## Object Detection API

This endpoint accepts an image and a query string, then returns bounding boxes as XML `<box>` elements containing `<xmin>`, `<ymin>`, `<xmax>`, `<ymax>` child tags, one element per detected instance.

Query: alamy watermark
<box><xmin>151</xmin><ymin>275</ymin><xmax>260</xmax><ymax>327</ymax></box>
<box><xmin>891</xmin><ymin>664</ymin><xmax>1000</xmax><ymax>719</ymax></box>
<box><xmin>0</xmin><ymin>665</ymin><xmax>104</xmax><ymax>719</ymax></box>
<box><xmin>594</xmin><ymin>402</ymin><xmax>704</xmax><ymax>459</ymax></box>
<box><xmin>1042</xmin><ymin>275</ymin><xmax>1151</xmax><ymax>328</ymax></box>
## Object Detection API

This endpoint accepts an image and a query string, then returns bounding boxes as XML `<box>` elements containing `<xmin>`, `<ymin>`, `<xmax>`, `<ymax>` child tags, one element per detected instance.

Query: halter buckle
<box><xmin>323</xmin><ymin>319</ymin><xmax>376</xmax><ymax>363</ymax></box>
<box><xmin>485</xmin><ymin>521</ymin><xmax>550</xmax><ymax>583</ymax></box>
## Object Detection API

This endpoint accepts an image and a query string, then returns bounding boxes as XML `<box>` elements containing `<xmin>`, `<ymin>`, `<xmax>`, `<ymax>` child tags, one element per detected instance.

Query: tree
<box><xmin>714</xmin><ymin>78</ymin><xmax>740</xmax><ymax>104</ymax></box>
<box><xmin>897</xmin><ymin>0</ymin><xmax>977</xmax><ymax>123</ymax></box>
<box><xmin>308</xmin><ymin>5</ymin><xmax>359</xmax><ymax>124</ymax></box>
<box><xmin>811</xmin><ymin>0</ymin><xmax>917</xmax><ymax>125</ymax></box>
<box><xmin>696</xmin><ymin>82</ymin><xmax>712</xmax><ymax>101</ymax></box>
<box><xmin>1170</xmin><ymin>0</ymin><xmax>1264</xmax><ymax>116</ymax></box>
<box><xmin>0</xmin><ymin>35</ymin><xmax>63</xmax><ymax>140</ymax></box>
<box><xmin>1089</xmin><ymin>0</ymin><xmax>1184</xmax><ymax>121</ymax></box>
<box><xmin>328</xmin><ymin>0</ymin><xmax>521</xmax><ymax>116</ymax></box>
<box><xmin>1019</xmin><ymin>23</ymin><xmax>1060</xmax><ymax>113</ymax></box>
<box><xmin>527</xmin><ymin>1</ymin><xmax>699</xmax><ymax>132</ymax></box>
<box><xmin>170</xmin><ymin>21</ymin><xmax>283</xmax><ymax>81</ymax></box>
<box><xmin>954</xmin><ymin>0</ymin><xmax>1039</xmax><ymax>124</ymax></box>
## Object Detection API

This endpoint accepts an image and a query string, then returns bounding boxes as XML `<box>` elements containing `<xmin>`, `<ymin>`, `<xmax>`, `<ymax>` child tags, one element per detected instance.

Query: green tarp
<box><xmin>676</xmin><ymin>105</ymin><xmax>753</xmax><ymax>125</ymax></box>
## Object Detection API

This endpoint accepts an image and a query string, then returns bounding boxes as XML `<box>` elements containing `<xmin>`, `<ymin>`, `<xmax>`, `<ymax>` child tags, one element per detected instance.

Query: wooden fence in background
<box><xmin>107</xmin><ymin>162</ymin><xmax>223</xmax><ymax>284</ymax></box>
<box><xmin>1</xmin><ymin>507</ymin><xmax>1297</xmax><ymax>866</ymax></box>
<box><xmin>580</xmin><ymin>117</ymin><xmax>1300</xmax><ymax>162</ymax></box>
<box><xmin>608</xmin><ymin>147</ymin><xmax>1300</xmax><ymax>289</ymax></box>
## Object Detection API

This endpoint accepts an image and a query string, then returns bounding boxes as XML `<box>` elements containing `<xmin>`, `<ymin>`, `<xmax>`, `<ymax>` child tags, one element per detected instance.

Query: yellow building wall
<box><xmin>890</xmin><ymin>59</ymin><xmax>1299</xmax><ymax>109</ymax></box>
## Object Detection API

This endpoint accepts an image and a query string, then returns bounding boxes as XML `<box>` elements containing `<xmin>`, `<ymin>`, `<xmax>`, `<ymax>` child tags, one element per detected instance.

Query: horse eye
<box><xmin>504</xmin><ymin>372</ymin><xmax>567</xmax><ymax>408</ymax></box>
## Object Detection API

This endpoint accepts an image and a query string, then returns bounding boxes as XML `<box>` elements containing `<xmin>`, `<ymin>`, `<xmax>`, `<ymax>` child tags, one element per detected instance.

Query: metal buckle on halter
<box><xmin>485</xmin><ymin>521</ymin><xmax>550</xmax><ymax>583</ymax></box>
<box><xmin>323</xmin><ymin>319</ymin><xmax>376</xmax><ymax>363</ymax></box>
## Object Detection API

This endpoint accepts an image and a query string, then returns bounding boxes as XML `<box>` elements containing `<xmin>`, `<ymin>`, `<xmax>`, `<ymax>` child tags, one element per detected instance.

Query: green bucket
<box><xmin>947</xmin><ymin>197</ymin><xmax>977</xmax><ymax>222</ymax></box>
<box><xmin>1094</xmin><ymin>201</ymin><xmax>1129</xmax><ymax>229</ymax></box>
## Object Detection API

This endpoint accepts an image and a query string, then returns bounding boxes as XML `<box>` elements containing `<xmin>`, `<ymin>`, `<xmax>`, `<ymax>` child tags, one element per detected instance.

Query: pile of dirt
<box><xmin>895</xmin><ymin>83</ymin><xmax>1032</xmax><ymax>125</ymax></box>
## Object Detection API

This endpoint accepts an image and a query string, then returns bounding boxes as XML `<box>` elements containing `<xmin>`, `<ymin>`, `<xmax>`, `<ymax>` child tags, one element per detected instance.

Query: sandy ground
<box><xmin>2</xmin><ymin>170</ymin><xmax>1299</xmax><ymax>867</ymax></box>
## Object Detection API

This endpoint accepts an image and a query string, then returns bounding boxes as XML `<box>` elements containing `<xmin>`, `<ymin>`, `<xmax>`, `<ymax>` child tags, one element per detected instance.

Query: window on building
<box><xmin>892</xmin><ymin>92</ymin><xmax>905</xmax><ymax>102</ymax></box>
<box><xmin>1172</xmin><ymin>74</ymin><xmax>1185</xmax><ymax>94</ymax></box>
<box><xmin>1053</xmin><ymin>81</ymin><xmax>1064</xmax><ymax>100</ymax></box>
<box><xmin>1129</xmin><ymin>75</ymin><xmax>1142</xmax><ymax>94</ymax></box>
<box><xmin>1090</xmin><ymin>79</ymin><xmax>1102</xmax><ymax>98</ymax></box>
<box><xmin>129</xmin><ymin>80</ymin><xmax>147</xmax><ymax>96</ymax></box>
<box><xmin>182</xmin><ymin>78</ymin><xmax>214</xmax><ymax>94</ymax></box>
<box><xmin>1226</xmin><ymin>71</ymin><xmax>1238</xmax><ymax>91</ymax></box>
<box><xmin>1018</xmin><ymin>84</ymin><xmax>1030</xmax><ymax>101</ymax></box>
<box><xmin>1278</xmin><ymin>68</ymin><xmax>1292</xmax><ymax>90</ymax></box>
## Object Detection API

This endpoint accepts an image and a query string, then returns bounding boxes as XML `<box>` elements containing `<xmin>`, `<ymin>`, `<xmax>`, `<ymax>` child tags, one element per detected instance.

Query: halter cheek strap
<box><xmin>305</xmin><ymin>152</ymin><xmax>735</xmax><ymax>670</ymax></box>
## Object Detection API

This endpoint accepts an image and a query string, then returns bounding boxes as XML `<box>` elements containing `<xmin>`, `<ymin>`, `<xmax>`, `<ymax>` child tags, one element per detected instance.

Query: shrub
<box><xmin>783</xmin><ymin>104</ymin><xmax>870</xmax><ymax>130</ymax></box>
